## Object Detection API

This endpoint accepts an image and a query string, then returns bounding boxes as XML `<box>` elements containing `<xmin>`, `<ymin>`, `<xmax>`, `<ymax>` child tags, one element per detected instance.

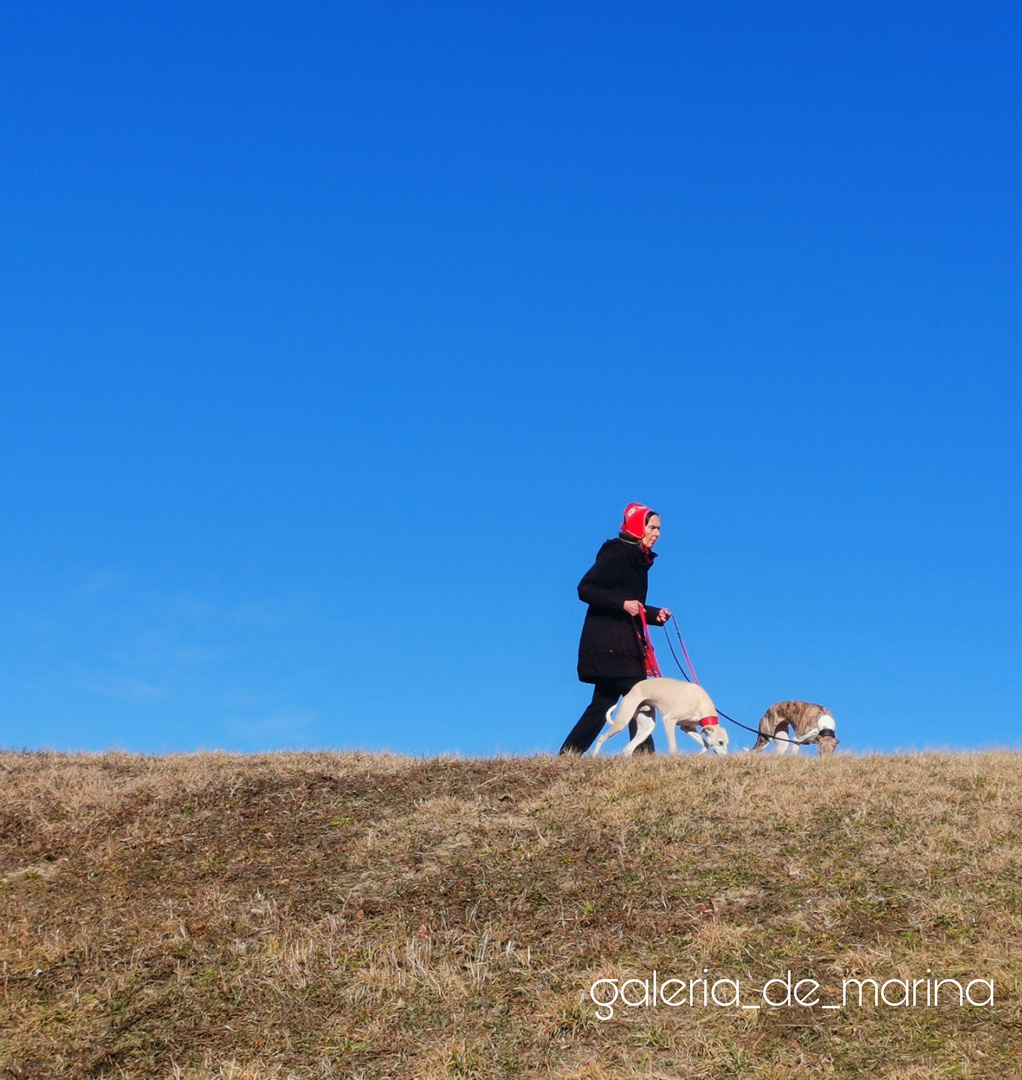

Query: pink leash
<box><xmin>673</xmin><ymin>621</ymin><xmax>700</xmax><ymax>685</ymax></box>
<box><xmin>637</xmin><ymin>608</ymin><xmax>700</xmax><ymax>685</ymax></box>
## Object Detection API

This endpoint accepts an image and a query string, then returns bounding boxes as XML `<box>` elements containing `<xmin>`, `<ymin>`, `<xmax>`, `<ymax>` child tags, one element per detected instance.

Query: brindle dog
<box><xmin>751</xmin><ymin>700</ymin><xmax>838</xmax><ymax>756</ymax></box>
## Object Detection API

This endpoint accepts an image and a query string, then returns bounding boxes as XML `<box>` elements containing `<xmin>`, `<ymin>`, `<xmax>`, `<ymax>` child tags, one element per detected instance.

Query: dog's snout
<box><xmin>817</xmin><ymin>734</ymin><xmax>839</xmax><ymax>756</ymax></box>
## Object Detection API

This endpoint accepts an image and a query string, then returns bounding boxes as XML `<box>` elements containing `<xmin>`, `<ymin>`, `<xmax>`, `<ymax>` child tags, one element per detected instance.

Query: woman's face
<box><xmin>642</xmin><ymin>514</ymin><xmax>661</xmax><ymax>548</ymax></box>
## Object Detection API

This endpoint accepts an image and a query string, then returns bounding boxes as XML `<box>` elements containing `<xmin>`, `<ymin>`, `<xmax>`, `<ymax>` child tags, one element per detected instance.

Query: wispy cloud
<box><xmin>79</xmin><ymin>570</ymin><xmax>129</xmax><ymax>597</ymax></box>
<box><xmin>84</xmin><ymin>678</ymin><xmax>168</xmax><ymax>702</ymax></box>
<box><xmin>168</xmin><ymin>597</ymin><xmax>277</xmax><ymax>627</ymax></box>
<box><xmin>225</xmin><ymin>706</ymin><xmax>318</xmax><ymax>741</ymax></box>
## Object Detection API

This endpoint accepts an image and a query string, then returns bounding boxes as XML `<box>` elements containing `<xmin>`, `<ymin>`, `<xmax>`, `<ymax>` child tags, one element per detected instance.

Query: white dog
<box><xmin>591</xmin><ymin>678</ymin><xmax>730</xmax><ymax>756</ymax></box>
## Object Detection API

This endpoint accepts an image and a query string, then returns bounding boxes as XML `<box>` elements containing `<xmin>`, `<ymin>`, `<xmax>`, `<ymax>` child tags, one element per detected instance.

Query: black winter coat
<box><xmin>576</xmin><ymin>536</ymin><xmax>662</xmax><ymax>683</ymax></box>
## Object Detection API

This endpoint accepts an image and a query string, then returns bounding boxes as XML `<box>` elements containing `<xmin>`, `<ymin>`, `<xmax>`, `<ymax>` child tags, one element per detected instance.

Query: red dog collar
<box><xmin>698</xmin><ymin>716</ymin><xmax>719</xmax><ymax>728</ymax></box>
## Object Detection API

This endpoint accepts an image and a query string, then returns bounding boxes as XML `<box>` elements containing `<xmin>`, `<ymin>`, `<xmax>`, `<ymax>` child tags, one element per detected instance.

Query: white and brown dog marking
<box><xmin>591</xmin><ymin>678</ymin><xmax>730</xmax><ymax>757</ymax></box>
<box><xmin>751</xmin><ymin>700</ymin><xmax>838</xmax><ymax>756</ymax></box>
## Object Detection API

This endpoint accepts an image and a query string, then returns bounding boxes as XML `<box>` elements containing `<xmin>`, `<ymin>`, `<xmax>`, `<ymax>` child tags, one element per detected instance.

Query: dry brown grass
<box><xmin>2</xmin><ymin>750</ymin><xmax>1021</xmax><ymax>1078</ymax></box>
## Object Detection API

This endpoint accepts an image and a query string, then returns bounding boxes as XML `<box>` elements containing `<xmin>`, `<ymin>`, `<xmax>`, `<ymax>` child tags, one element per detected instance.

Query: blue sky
<box><xmin>2</xmin><ymin>1</ymin><xmax>1020</xmax><ymax>756</ymax></box>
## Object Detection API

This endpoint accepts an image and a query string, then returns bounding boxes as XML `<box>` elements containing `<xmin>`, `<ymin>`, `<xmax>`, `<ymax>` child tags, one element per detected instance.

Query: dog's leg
<box><xmin>751</xmin><ymin>729</ymin><xmax>773</xmax><ymax>753</ymax></box>
<box><xmin>590</xmin><ymin>729</ymin><xmax>610</xmax><ymax>756</ymax></box>
<box><xmin>621</xmin><ymin>709</ymin><xmax>656</xmax><ymax>757</ymax></box>
<box><xmin>684</xmin><ymin>728</ymin><xmax>708</xmax><ymax>754</ymax></box>
<box><xmin>658</xmin><ymin>711</ymin><xmax>680</xmax><ymax>753</ymax></box>
<box><xmin>785</xmin><ymin>722</ymin><xmax>805</xmax><ymax>755</ymax></box>
<box><xmin>774</xmin><ymin>723</ymin><xmax>791</xmax><ymax>756</ymax></box>
<box><xmin>637</xmin><ymin>703</ymin><xmax>656</xmax><ymax>750</ymax></box>
<box><xmin>751</xmin><ymin>709</ymin><xmax>776</xmax><ymax>753</ymax></box>
<box><xmin>591</xmin><ymin>703</ymin><xmax>630</xmax><ymax>756</ymax></box>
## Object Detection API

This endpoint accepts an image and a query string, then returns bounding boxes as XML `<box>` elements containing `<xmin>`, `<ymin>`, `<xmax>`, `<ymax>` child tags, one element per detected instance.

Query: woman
<box><xmin>559</xmin><ymin>503</ymin><xmax>672</xmax><ymax>755</ymax></box>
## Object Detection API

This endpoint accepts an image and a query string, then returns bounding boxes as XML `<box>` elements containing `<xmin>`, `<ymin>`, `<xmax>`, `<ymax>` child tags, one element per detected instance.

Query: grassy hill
<box><xmin>1</xmin><ymin>749</ymin><xmax>1020</xmax><ymax>1079</ymax></box>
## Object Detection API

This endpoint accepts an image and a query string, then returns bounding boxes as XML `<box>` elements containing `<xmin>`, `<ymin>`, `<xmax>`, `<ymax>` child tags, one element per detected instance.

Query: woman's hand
<box><xmin>655</xmin><ymin>608</ymin><xmax>672</xmax><ymax>624</ymax></box>
<box><xmin>623</xmin><ymin>600</ymin><xmax>643</xmax><ymax>617</ymax></box>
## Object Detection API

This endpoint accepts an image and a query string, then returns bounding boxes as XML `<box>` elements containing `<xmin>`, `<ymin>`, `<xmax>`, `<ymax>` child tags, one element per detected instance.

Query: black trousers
<box><xmin>559</xmin><ymin>675</ymin><xmax>655</xmax><ymax>755</ymax></box>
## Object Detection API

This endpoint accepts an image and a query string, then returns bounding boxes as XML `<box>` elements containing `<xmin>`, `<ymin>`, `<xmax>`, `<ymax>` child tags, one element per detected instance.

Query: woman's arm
<box><xmin>577</xmin><ymin>545</ymin><xmax>632</xmax><ymax>613</ymax></box>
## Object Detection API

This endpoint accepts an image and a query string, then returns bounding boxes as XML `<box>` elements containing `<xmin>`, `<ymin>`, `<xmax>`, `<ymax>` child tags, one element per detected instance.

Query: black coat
<box><xmin>576</xmin><ymin>536</ymin><xmax>662</xmax><ymax>683</ymax></box>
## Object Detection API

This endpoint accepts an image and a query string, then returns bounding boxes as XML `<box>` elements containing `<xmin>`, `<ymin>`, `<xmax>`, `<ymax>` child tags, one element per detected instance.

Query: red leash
<box><xmin>636</xmin><ymin>608</ymin><xmax>663</xmax><ymax>677</ymax></box>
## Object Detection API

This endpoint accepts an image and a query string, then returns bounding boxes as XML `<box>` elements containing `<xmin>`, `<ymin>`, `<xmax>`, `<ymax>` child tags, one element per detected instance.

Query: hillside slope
<box><xmin>1</xmin><ymin>750</ymin><xmax>1020</xmax><ymax>1079</ymax></box>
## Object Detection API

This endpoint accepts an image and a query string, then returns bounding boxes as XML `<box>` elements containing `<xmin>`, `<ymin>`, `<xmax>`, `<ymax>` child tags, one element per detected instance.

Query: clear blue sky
<box><xmin>2</xmin><ymin>1</ymin><xmax>1020</xmax><ymax>756</ymax></box>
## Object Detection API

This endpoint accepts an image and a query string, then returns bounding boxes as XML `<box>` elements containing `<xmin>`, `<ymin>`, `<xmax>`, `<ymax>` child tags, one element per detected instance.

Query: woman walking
<box><xmin>559</xmin><ymin>503</ymin><xmax>671</xmax><ymax>755</ymax></box>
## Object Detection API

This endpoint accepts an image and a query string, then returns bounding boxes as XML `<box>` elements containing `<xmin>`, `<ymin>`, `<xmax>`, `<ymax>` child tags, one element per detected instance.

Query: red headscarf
<box><xmin>621</xmin><ymin>502</ymin><xmax>654</xmax><ymax>542</ymax></box>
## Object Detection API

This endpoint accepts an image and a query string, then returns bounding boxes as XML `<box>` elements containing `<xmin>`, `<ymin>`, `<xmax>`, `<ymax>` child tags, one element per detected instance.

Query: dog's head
<box><xmin>814</xmin><ymin>713</ymin><xmax>838</xmax><ymax>756</ymax></box>
<box><xmin>699</xmin><ymin>718</ymin><xmax>729</xmax><ymax>756</ymax></box>
<box><xmin>816</xmin><ymin>732</ymin><xmax>839</xmax><ymax>756</ymax></box>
